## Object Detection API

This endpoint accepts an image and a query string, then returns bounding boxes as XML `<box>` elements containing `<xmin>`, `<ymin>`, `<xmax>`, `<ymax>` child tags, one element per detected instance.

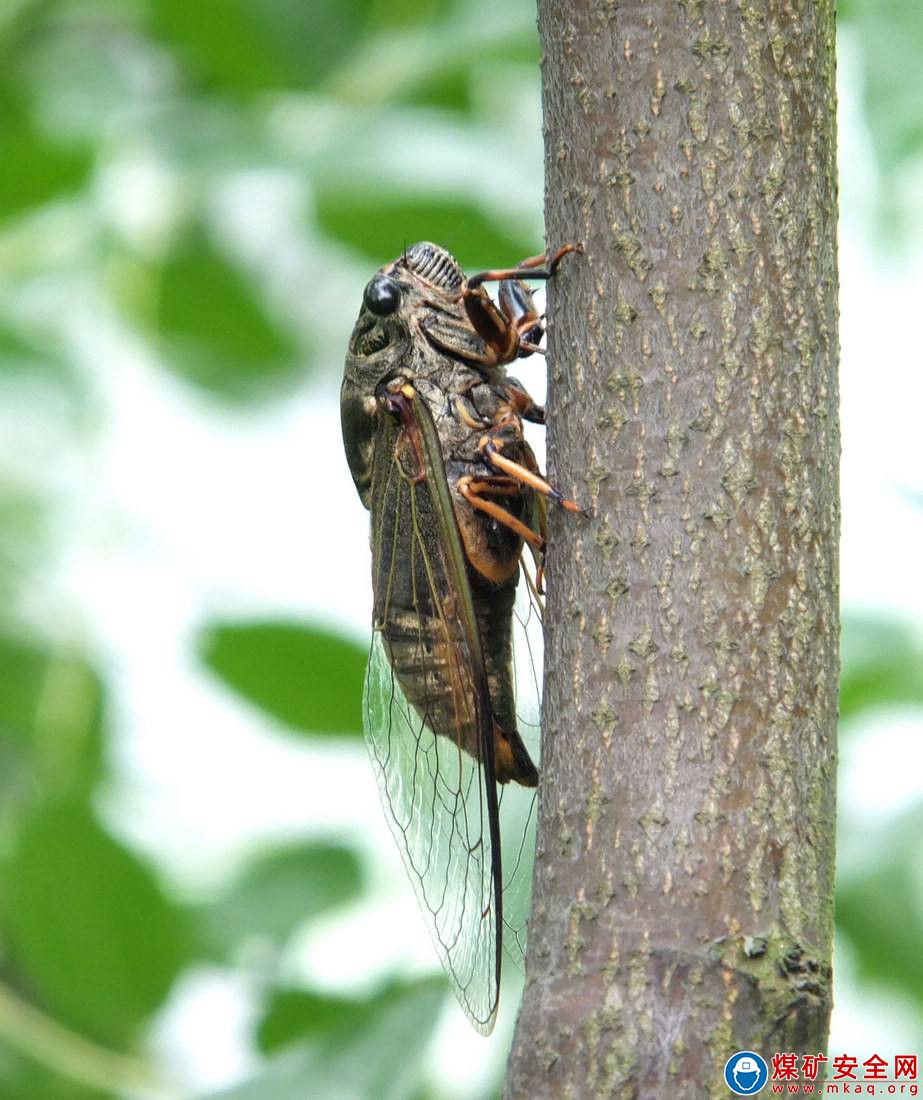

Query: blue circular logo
<box><xmin>724</xmin><ymin>1051</ymin><xmax>769</xmax><ymax>1095</ymax></box>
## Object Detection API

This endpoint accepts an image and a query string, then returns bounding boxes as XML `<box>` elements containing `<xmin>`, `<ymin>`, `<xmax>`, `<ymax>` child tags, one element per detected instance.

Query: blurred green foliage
<box><xmin>840</xmin><ymin>615</ymin><xmax>923</xmax><ymax>722</ymax></box>
<box><xmin>0</xmin><ymin>635</ymin><xmax>104</xmax><ymax>808</ymax></box>
<box><xmin>0</xmin><ymin>83</ymin><xmax>92</xmax><ymax>220</ymax></box>
<box><xmin>146</xmin><ymin>0</ymin><xmax>378</xmax><ymax>95</ymax></box>
<box><xmin>193</xmin><ymin>841</ymin><xmax>364</xmax><ymax>960</ymax></box>
<box><xmin>200</xmin><ymin>621</ymin><xmax>367</xmax><ymax>736</ymax></box>
<box><xmin>842</xmin><ymin>0</ymin><xmax>923</xmax><ymax>173</ymax></box>
<box><xmin>2</xmin><ymin>802</ymin><xmax>188</xmax><ymax>1046</ymax></box>
<box><xmin>0</xmin><ymin>0</ymin><xmax>921</xmax><ymax>1097</ymax></box>
<box><xmin>837</xmin><ymin>803</ymin><xmax>923</xmax><ymax>1009</ymax></box>
<box><xmin>151</xmin><ymin>228</ymin><xmax>304</xmax><ymax>401</ymax></box>
<box><xmin>314</xmin><ymin>191</ymin><xmax>537</xmax><ymax>269</ymax></box>
<box><xmin>210</xmin><ymin>976</ymin><xmax>446</xmax><ymax>1100</ymax></box>
<box><xmin>0</xmin><ymin>1048</ymin><xmax>108</xmax><ymax>1100</ymax></box>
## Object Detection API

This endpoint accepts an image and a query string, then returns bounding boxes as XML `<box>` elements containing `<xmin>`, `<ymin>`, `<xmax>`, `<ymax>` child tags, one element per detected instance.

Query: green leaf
<box><xmin>0</xmin><ymin>803</ymin><xmax>187</xmax><ymax>1046</ymax></box>
<box><xmin>152</xmin><ymin>229</ymin><xmax>302</xmax><ymax>403</ymax></box>
<box><xmin>315</xmin><ymin>191</ymin><xmax>537</xmax><ymax>272</ymax></box>
<box><xmin>0</xmin><ymin>84</ymin><xmax>92</xmax><ymax>220</ymax></box>
<box><xmin>255</xmin><ymin>978</ymin><xmax>442</xmax><ymax>1054</ymax></box>
<box><xmin>210</xmin><ymin>976</ymin><xmax>446</xmax><ymax>1100</ymax></box>
<box><xmin>399</xmin><ymin>64</ymin><xmax>474</xmax><ymax>113</ymax></box>
<box><xmin>200</xmin><ymin>620</ymin><xmax>367</xmax><ymax>737</ymax></box>
<box><xmin>0</xmin><ymin>328</ymin><xmax>59</xmax><ymax>375</ymax></box>
<box><xmin>146</xmin><ymin>0</ymin><xmax>376</xmax><ymax>94</ymax></box>
<box><xmin>0</xmin><ymin>634</ymin><xmax>104</xmax><ymax>805</ymax></box>
<box><xmin>256</xmin><ymin>988</ymin><xmax>363</xmax><ymax>1053</ymax></box>
<box><xmin>194</xmin><ymin>841</ymin><xmax>363</xmax><ymax>959</ymax></box>
<box><xmin>837</xmin><ymin>803</ymin><xmax>923</xmax><ymax>1006</ymax></box>
<box><xmin>840</xmin><ymin>614</ymin><xmax>923</xmax><ymax>722</ymax></box>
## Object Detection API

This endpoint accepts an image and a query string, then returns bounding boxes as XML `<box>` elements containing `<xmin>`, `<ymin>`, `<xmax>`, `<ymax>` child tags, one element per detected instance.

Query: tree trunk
<box><xmin>505</xmin><ymin>2</ymin><xmax>839</xmax><ymax>1096</ymax></box>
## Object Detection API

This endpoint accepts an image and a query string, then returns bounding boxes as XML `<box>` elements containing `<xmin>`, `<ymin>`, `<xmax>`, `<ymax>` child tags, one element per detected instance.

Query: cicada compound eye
<box><xmin>363</xmin><ymin>274</ymin><xmax>401</xmax><ymax>316</ymax></box>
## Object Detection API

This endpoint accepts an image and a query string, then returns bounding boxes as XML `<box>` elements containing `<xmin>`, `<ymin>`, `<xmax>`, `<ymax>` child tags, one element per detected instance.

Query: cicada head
<box><xmin>349</xmin><ymin>242</ymin><xmax>463</xmax><ymax>360</ymax></box>
<box><xmin>343</xmin><ymin>243</ymin><xmax>468</xmax><ymax>506</ymax></box>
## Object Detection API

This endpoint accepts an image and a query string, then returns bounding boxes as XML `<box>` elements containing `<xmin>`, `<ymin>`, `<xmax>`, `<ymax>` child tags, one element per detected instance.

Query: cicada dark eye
<box><xmin>363</xmin><ymin>275</ymin><xmax>401</xmax><ymax>316</ymax></box>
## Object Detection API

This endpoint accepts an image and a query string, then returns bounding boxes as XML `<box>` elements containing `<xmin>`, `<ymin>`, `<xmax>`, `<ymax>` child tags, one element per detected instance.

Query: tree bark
<box><xmin>505</xmin><ymin>2</ymin><xmax>838</xmax><ymax>1096</ymax></box>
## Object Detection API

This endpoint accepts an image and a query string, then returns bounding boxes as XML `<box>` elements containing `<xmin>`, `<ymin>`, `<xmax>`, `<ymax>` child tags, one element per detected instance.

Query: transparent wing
<box><xmin>497</xmin><ymin>566</ymin><xmax>543</xmax><ymax>970</ymax></box>
<box><xmin>364</xmin><ymin>631</ymin><xmax>500</xmax><ymax>1033</ymax></box>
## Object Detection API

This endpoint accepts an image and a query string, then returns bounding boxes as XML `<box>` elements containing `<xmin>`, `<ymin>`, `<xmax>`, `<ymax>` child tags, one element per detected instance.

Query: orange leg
<box><xmin>465</xmin><ymin>244</ymin><xmax>582</xmax><ymax>291</ymax></box>
<box><xmin>459</xmin><ymin>243</ymin><xmax>582</xmax><ymax>366</ymax></box>
<box><xmin>457</xmin><ymin>476</ymin><xmax>544</xmax><ymax>551</ymax></box>
<box><xmin>522</xmin><ymin>555</ymin><xmax>546</xmax><ymax>606</ymax></box>
<box><xmin>479</xmin><ymin>436</ymin><xmax>586</xmax><ymax>515</ymax></box>
<box><xmin>453</xmin><ymin>394</ymin><xmax>489</xmax><ymax>431</ymax></box>
<box><xmin>502</xmin><ymin>382</ymin><xmax>545</xmax><ymax>424</ymax></box>
<box><xmin>461</xmin><ymin>474</ymin><xmax>522</xmax><ymax>497</ymax></box>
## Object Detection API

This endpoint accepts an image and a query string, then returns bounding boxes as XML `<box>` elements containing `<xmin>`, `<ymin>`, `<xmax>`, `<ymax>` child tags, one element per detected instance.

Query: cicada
<box><xmin>341</xmin><ymin>241</ymin><xmax>580</xmax><ymax>1033</ymax></box>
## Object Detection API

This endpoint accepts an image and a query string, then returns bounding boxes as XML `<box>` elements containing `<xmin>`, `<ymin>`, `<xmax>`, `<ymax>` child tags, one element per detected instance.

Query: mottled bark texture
<box><xmin>504</xmin><ymin>2</ymin><xmax>839</xmax><ymax>1097</ymax></box>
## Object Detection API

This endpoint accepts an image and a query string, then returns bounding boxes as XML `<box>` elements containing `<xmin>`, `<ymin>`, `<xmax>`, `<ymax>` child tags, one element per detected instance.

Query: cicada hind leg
<box><xmin>459</xmin><ymin>405</ymin><xmax>588</xmax><ymax>592</ymax></box>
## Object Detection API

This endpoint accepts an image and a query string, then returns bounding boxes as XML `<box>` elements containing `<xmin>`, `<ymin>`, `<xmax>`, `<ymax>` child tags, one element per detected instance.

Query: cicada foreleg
<box><xmin>498</xmin><ymin>279</ymin><xmax>544</xmax><ymax>359</ymax></box>
<box><xmin>460</xmin><ymin>243</ymin><xmax>581</xmax><ymax>367</ymax></box>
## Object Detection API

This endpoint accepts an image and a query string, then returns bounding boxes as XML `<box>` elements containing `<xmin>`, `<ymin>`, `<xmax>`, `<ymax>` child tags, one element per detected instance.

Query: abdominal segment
<box><xmin>381</xmin><ymin>573</ymin><xmax>537</xmax><ymax>788</ymax></box>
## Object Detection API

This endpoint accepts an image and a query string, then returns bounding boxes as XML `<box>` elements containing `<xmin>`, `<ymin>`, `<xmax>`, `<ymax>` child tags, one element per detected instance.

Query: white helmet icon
<box><xmin>725</xmin><ymin>1050</ymin><xmax>768</xmax><ymax>1095</ymax></box>
<box><xmin>726</xmin><ymin>1051</ymin><xmax>770</xmax><ymax>1095</ymax></box>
